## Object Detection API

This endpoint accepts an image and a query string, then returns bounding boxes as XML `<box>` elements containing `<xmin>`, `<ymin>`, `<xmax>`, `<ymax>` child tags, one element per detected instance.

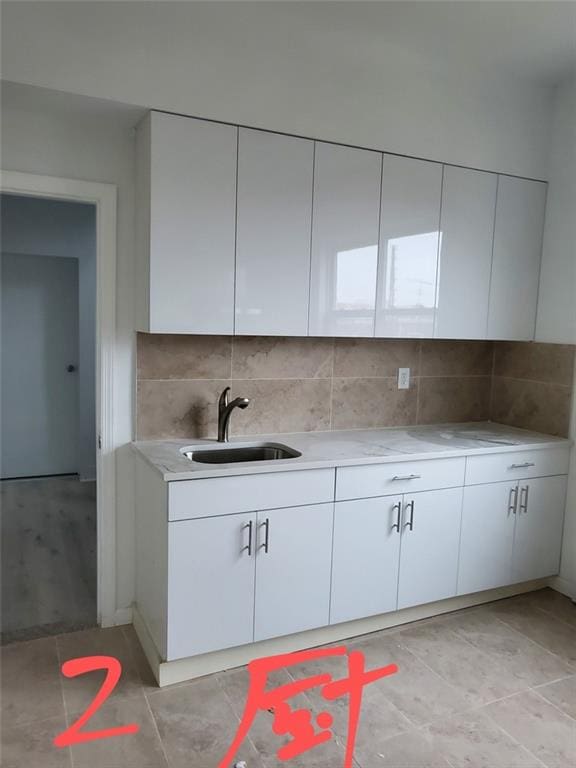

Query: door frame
<box><xmin>1</xmin><ymin>169</ymin><xmax>117</xmax><ymax>627</ymax></box>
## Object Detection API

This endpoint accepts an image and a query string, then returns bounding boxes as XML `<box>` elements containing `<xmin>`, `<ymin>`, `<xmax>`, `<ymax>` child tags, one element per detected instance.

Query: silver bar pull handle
<box><xmin>392</xmin><ymin>474</ymin><xmax>422</xmax><ymax>481</ymax></box>
<box><xmin>260</xmin><ymin>518</ymin><xmax>270</xmax><ymax>554</ymax></box>
<box><xmin>242</xmin><ymin>520</ymin><xmax>253</xmax><ymax>556</ymax></box>
<box><xmin>391</xmin><ymin>501</ymin><xmax>402</xmax><ymax>532</ymax></box>
<box><xmin>519</xmin><ymin>485</ymin><xmax>529</xmax><ymax>514</ymax></box>
<box><xmin>509</xmin><ymin>462</ymin><xmax>535</xmax><ymax>469</ymax></box>
<box><xmin>404</xmin><ymin>500</ymin><xmax>415</xmax><ymax>531</ymax></box>
<box><xmin>508</xmin><ymin>486</ymin><xmax>518</xmax><ymax>515</ymax></box>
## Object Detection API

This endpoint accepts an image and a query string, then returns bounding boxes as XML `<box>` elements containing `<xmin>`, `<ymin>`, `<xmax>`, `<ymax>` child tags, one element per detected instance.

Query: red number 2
<box><xmin>53</xmin><ymin>656</ymin><xmax>140</xmax><ymax>747</ymax></box>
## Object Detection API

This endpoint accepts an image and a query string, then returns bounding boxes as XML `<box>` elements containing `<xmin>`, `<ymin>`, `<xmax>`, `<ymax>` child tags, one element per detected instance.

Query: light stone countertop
<box><xmin>132</xmin><ymin>422</ymin><xmax>571</xmax><ymax>481</ymax></box>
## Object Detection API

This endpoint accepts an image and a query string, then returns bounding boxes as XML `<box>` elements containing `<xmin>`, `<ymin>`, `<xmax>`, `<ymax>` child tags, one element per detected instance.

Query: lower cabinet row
<box><xmin>166</xmin><ymin>475</ymin><xmax>566</xmax><ymax>661</ymax></box>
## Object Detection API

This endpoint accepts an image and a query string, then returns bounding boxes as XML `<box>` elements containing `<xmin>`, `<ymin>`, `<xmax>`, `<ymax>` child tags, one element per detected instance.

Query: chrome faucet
<box><xmin>217</xmin><ymin>387</ymin><xmax>250</xmax><ymax>442</ymax></box>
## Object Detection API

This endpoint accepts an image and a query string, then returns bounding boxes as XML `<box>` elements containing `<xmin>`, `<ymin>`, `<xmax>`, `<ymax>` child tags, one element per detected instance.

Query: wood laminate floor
<box><xmin>1</xmin><ymin>475</ymin><xmax>96</xmax><ymax>644</ymax></box>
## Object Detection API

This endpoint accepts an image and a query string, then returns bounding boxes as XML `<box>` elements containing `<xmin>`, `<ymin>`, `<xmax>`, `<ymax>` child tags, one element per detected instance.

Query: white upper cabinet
<box><xmin>136</xmin><ymin>112</ymin><xmax>237</xmax><ymax>334</ymax></box>
<box><xmin>435</xmin><ymin>167</ymin><xmax>497</xmax><ymax>339</ymax></box>
<box><xmin>488</xmin><ymin>176</ymin><xmax>547</xmax><ymax>341</ymax></box>
<box><xmin>376</xmin><ymin>155</ymin><xmax>442</xmax><ymax>338</ymax></box>
<box><xmin>309</xmin><ymin>142</ymin><xmax>382</xmax><ymax>337</ymax></box>
<box><xmin>235</xmin><ymin>129</ymin><xmax>314</xmax><ymax>336</ymax></box>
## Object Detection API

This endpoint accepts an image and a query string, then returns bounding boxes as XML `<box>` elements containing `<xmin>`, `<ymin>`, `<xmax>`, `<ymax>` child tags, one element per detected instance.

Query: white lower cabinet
<box><xmin>167</xmin><ymin>513</ymin><xmax>256</xmax><ymax>660</ymax></box>
<box><xmin>513</xmin><ymin>476</ymin><xmax>567</xmax><ymax>582</ymax></box>
<box><xmin>397</xmin><ymin>488</ymin><xmax>463</xmax><ymax>609</ymax></box>
<box><xmin>330</xmin><ymin>496</ymin><xmax>402</xmax><ymax>625</ymax></box>
<box><xmin>254</xmin><ymin>504</ymin><xmax>333</xmax><ymax>641</ymax></box>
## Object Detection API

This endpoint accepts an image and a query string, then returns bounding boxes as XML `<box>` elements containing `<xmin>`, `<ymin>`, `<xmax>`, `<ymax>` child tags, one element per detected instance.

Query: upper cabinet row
<box><xmin>136</xmin><ymin>112</ymin><xmax>547</xmax><ymax>340</ymax></box>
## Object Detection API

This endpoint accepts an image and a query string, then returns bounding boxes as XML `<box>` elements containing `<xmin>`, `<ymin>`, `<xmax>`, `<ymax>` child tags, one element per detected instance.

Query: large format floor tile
<box><xmin>1</xmin><ymin>715</ymin><xmax>71</xmax><ymax>768</ymax></box>
<box><xmin>535</xmin><ymin>675</ymin><xmax>576</xmax><ymax>720</ymax></box>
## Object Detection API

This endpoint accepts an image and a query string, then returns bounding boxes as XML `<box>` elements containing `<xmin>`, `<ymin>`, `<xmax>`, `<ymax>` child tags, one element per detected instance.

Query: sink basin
<box><xmin>181</xmin><ymin>442</ymin><xmax>302</xmax><ymax>464</ymax></box>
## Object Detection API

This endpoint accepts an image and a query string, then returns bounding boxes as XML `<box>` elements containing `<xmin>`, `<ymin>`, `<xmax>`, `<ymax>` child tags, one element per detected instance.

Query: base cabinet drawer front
<box><xmin>167</xmin><ymin>514</ymin><xmax>256</xmax><ymax>660</ymax></box>
<box><xmin>330</xmin><ymin>496</ymin><xmax>402</xmax><ymax>625</ymax></box>
<box><xmin>336</xmin><ymin>457</ymin><xmax>465</xmax><ymax>501</ymax></box>
<box><xmin>465</xmin><ymin>448</ymin><xmax>569</xmax><ymax>486</ymax></box>
<box><xmin>513</xmin><ymin>475</ymin><xmax>567</xmax><ymax>583</ymax></box>
<box><xmin>254</xmin><ymin>504</ymin><xmax>333</xmax><ymax>642</ymax></box>
<box><xmin>168</xmin><ymin>468</ymin><xmax>335</xmax><ymax>521</ymax></box>
<box><xmin>457</xmin><ymin>482</ymin><xmax>517</xmax><ymax>595</ymax></box>
<box><xmin>397</xmin><ymin>488</ymin><xmax>463</xmax><ymax>610</ymax></box>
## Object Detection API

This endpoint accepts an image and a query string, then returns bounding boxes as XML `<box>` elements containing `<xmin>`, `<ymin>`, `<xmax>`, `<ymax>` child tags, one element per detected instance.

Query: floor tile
<box><xmin>535</xmin><ymin>675</ymin><xmax>576</xmax><ymax>720</ymax></box>
<box><xmin>1</xmin><ymin>715</ymin><xmax>71</xmax><ymax>768</ymax></box>
<box><xmin>148</xmin><ymin>673</ymin><xmax>260</xmax><ymax>768</ymax></box>
<box><xmin>358</xmin><ymin>728</ymin><xmax>452</xmax><ymax>768</ymax></box>
<box><xmin>122</xmin><ymin>625</ymin><xmax>157</xmax><ymax>691</ymax></box>
<box><xmin>485</xmin><ymin>689</ymin><xmax>576</xmax><ymax>767</ymax></box>
<box><xmin>1</xmin><ymin>636</ymin><xmax>64</xmax><ymax>727</ymax></box>
<box><xmin>57</xmin><ymin>626</ymin><xmax>145</xmax><ymax>712</ymax></box>
<box><xmin>69</xmin><ymin>695</ymin><xmax>167</xmax><ymax>768</ymax></box>
<box><xmin>349</xmin><ymin>633</ymin><xmax>470</xmax><ymax>726</ymax></box>
<box><xmin>424</xmin><ymin>709</ymin><xmax>542</xmax><ymax>768</ymax></box>
<box><xmin>443</xmin><ymin>607</ymin><xmax>574</xmax><ymax>686</ymax></box>
<box><xmin>395</xmin><ymin>620</ymin><xmax>527</xmax><ymax>707</ymax></box>
<box><xmin>518</xmin><ymin>588</ymin><xmax>576</xmax><ymax>629</ymax></box>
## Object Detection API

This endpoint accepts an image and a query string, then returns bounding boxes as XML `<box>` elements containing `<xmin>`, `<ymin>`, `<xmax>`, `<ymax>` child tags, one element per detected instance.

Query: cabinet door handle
<box><xmin>519</xmin><ymin>485</ymin><xmax>529</xmax><ymax>514</ymax></box>
<box><xmin>508</xmin><ymin>486</ymin><xmax>518</xmax><ymax>515</ymax></box>
<box><xmin>404</xmin><ymin>500</ymin><xmax>415</xmax><ymax>531</ymax></box>
<box><xmin>509</xmin><ymin>462</ymin><xmax>535</xmax><ymax>469</ymax></box>
<box><xmin>259</xmin><ymin>518</ymin><xmax>270</xmax><ymax>554</ymax></box>
<box><xmin>391</xmin><ymin>501</ymin><xmax>402</xmax><ymax>532</ymax></box>
<box><xmin>242</xmin><ymin>520</ymin><xmax>253</xmax><ymax>556</ymax></box>
<box><xmin>392</xmin><ymin>474</ymin><xmax>421</xmax><ymax>481</ymax></box>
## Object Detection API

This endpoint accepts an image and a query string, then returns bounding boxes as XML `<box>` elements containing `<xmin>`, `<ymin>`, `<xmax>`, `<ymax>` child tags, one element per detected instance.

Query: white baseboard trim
<box><xmin>101</xmin><ymin>606</ymin><xmax>133</xmax><ymax>628</ymax></box>
<box><xmin>548</xmin><ymin>576</ymin><xmax>576</xmax><ymax>600</ymax></box>
<box><xmin>133</xmin><ymin>579</ymin><xmax>549</xmax><ymax>688</ymax></box>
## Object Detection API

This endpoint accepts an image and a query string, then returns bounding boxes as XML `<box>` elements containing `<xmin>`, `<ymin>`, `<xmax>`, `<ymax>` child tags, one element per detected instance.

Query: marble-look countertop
<box><xmin>132</xmin><ymin>422</ymin><xmax>571</xmax><ymax>481</ymax></box>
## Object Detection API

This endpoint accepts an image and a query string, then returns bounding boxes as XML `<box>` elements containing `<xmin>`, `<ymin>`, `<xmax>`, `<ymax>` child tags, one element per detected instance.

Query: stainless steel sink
<box><xmin>181</xmin><ymin>442</ymin><xmax>302</xmax><ymax>464</ymax></box>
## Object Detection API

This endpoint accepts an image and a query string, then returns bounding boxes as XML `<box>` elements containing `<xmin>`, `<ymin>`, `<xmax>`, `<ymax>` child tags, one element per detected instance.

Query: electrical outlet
<box><xmin>398</xmin><ymin>367</ymin><xmax>410</xmax><ymax>390</ymax></box>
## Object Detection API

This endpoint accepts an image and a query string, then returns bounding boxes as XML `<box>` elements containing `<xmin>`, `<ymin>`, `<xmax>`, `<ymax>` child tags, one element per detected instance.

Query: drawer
<box><xmin>336</xmin><ymin>457</ymin><xmax>465</xmax><ymax>501</ymax></box>
<box><xmin>168</xmin><ymin>468</ymin><xmax>335</xmax><ymax>521</ymax></box>
<box><xmin>465</xmin><ymin>447</ymin><xmax>570</xmax><ymax>486</ymax></box>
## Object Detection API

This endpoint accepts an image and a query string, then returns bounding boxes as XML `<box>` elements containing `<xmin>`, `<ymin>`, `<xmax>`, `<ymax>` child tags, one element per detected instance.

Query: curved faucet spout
<box><xmin>217</xmin><ymin>387</ymin><xmax>250</xmax><ymax>442</ymax></box>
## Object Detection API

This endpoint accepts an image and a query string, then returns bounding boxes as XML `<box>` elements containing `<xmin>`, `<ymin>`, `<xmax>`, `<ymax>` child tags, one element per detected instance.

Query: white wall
<box><xmin>1</xmin><ymin>84</ymin><xmax>141</xmax><ymax>619</ymax></box>
<box><xmin>0</xmin><ymin>2</ymin><xmax>555</xmax><ymax>179</ymax></box>
<box><xmin>536</xmin><ymin>75</ymin><xmax>576</xmax><ymax>344</ymax></box>
<box><xmin>1</xmin><ymin>194</ymin><xmax>97</xmax><ymax>480</ymax></box>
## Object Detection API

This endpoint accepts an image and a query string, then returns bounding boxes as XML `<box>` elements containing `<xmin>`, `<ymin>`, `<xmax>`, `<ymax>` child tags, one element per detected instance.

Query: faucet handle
<box><xmin>218</xmin><ymin>386</ymin><xmax>230</xmax><ymax>413</ymax></box>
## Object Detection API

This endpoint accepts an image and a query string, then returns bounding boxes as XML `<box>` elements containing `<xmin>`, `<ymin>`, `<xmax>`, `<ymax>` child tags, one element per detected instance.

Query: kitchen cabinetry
<box><xmin>488</xmin><ymin>176</ymin><xmax>547</xmax><ymax>340</ymax></box>
<box><xmin>308</xmin><ymin>142</ymin><xmax>382</xmax><ymax>337</ymax></box>
<box><xmin>376</xmin><ymin>155</ymin><xmax>442</xmax><ymax>338</ymax></box>
<box><xmin>235</xmin><ymin>129</ymin><xmax>314</xmax><ymax>336</ymax></box>
<box><xmin>435</xmin><ymin>166</ymin><xmax>497</xmax><ymax>339</ymax></box>
<box><xmin>136</xmin><ymin>112</ymin><xmax>237</xmax><ymax>334</ymax></box>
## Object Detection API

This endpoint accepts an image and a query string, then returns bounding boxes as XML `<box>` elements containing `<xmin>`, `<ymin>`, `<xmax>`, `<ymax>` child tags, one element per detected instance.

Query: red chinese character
<box><xmin>219</xmin><ymin>646</ymin><xmax>397</xmax><ymax>768</ymax></box>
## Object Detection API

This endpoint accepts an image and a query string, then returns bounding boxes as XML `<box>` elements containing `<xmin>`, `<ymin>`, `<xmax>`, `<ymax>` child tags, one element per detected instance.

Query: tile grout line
<box><xmin>492</xmin><ymin>606</ymin><xmax>576</xmax><ymax>664</ymax></box>
<box><xmin>482</xmin><ymin>708</ymin><xmax>550</xmax><ymax>768</ymax></box>
<box><xmin>54</xmin><ymin>634</ymin><xmax>74</xmax><ymax>768</ymax></box>
<box><xmin>529</xmin><ymin>684</ymin><xmax>576</xmax><ymax>724</ymax></box>
<box><xmin>487</xmin><ymin>610</ymin><xmax>576</xmax><ymax>668</ymax></box>
<box><xmin>142</xmin><ymin>692</ymin><xmax>172</xmax><ymax>767</ymax></box>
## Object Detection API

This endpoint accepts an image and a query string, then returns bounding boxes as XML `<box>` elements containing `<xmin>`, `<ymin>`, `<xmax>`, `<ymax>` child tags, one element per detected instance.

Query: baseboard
<box><xmin>548</xmin><ymin>575</ymin><xmax>576</xmax><ymax>601</ymax></box>
<box><xmin>100</xmin><ymin>606</ymin><xmax>133</xmax><ymax>628</ymax></box>
<box><xmin>134</xmin><ymin>578</ymin><xmax>549</xmax><ymax>688</ymax></box>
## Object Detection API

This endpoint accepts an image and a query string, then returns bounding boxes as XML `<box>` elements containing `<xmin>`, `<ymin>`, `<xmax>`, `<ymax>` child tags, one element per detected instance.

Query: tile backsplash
<box><xmin>136</xmin><ymin>335</ymin><xmax>547</xmax><ymax>440</ymax></box>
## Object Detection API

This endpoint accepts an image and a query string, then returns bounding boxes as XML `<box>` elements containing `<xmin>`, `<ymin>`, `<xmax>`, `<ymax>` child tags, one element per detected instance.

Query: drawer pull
<box><xmin>391</xmin><ymin>501</ymin><xmax>402</xmax><ymax>532</ymax></box>
<box><xmin>242</xmin><ymin>520</ymin><xmax>253</xmax><ymax>556</ymax></box>
<box><xmin>519</xmin><ymin>485</ymin><xmax>529</xmax><ymax>514</ymax></box>
<box><xmin>509</xmin><ymin>462</ymin><xmax>535</xmax><ymax>470</ymax></box>
<box><xmin>508</xmin><ymin>486</ymin><xmax>518</xmax><ymax>515</ymax></box>
<box><xmin>259</xmin><ymin>518</ymin><xmax>270</xmax><ymax>554</ymax></box>
<box><xmin>392</xmin><ymin>474</ymin><xmax>422</xmax><ymax>481</ymax></box>
<box><xmin>404</xmin><ymin>500</ymin><xmax>415</xmax><ymax>531</ymax></box>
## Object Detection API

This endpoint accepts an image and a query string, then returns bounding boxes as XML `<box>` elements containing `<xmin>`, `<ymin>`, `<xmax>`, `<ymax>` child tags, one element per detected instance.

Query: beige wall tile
<box><xmin>232</xmin><ymin>336</ymin><xmax>333</xmax><ymax>379</ymax></box>
<box><xmin>493</xmin><ymin>341</ymin><xmax>575</xmax><ymax>386</ymax></box>
<box><xmin>137</xmin><ymin>333</ymin><xmax>231</xmax><ymax>380</ymax></box>
<box><xmin>137</xmin><ymin>379</ymin><xmax>227</xmax><ymax>439</ymax></box>
<box><xmin>230</xmin><ymin>378</ymin><xmax>332</xmax><ymax>435</ymax></box>
<box><xmin>418</xmin><ymin>376</ymin><xmax>491</xmax><ymax>424</ymax></box>
<box><xmin>490</xmin><ymin>377</ymin><xmax>572</xmax><ymax>437</ymax></box>
<box><xmin>334</xmin><ymin>339</ymin><xmax>420</xmax><ymax>378</ymax></box>
<box><xmin>332</xmin><ymin>378</ymin><xmax>417</xmax><ymax>429</ymax></box>
<box><xmin>420</xmin><ymin>341</ymin><xmax>493</xmax><ymax>377</ymax></box>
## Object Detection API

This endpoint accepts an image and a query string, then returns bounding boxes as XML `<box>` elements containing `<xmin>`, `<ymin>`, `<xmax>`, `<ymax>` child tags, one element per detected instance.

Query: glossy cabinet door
<box><xmin>376</xmin><ymin>155</ymin><xmax>442</xmax><ymax>338</ymax></box>
<box><xmin>488</xmin><ymin>176</ymin><xmax>547</xmax><ymax>340</ymax></box>
<box><xmin>397</xmin><ymin>488</ymin><xmax>463</xmax><ymax>609</ymax></box>
<box><xmin>145</xmin><ymin>112</ymin><xmax>237</xmax><ymax>334</ymax></box>
<box><xmin>235</xmin><ymin>129</ymin><xmax>314</xmax><ymax>335</ymax></box>
<box><xmin>513</xmin><ymin>476</ymin><xmax>567</xmax><ymax>582</ymax></box>
<box><xmin>254</xmin><ymin>504</ymin><xmax>333</xmax><ymax>642</ymax></box>
<box><xmin>330</xmin><ymin>496</ymin><xmax>402</xmax><ymax>625</ymax></box>
<box><xmin>457</xmin><ymin>482</ymin><xmax>517</xmax><ymax>595</ymax></box>
<box><xmin>435</xmin><ymin>167</ymin><xmax>497</xmax><ymax>339</ymax></box>
<box><xmin>167</xmin><ymin>513</ymin><xmax>256</xmax><ymax>660</ymax></box>
<box><xmin>309</xmin><ymin>142</ymin><xmax>382</xmax><ymax>336</ymax></box>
